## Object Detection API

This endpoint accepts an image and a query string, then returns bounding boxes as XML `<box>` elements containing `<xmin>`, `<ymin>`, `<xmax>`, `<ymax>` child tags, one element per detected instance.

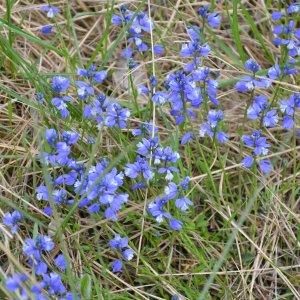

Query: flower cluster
<box><xmin>148</xmin><ymin>177</ymin><xmax>192</xmax><ymax>231</ymax></box>
<box><xmin>272</xmin><ymin>11</ymin><xmax>300</xmax><ymax>57</ymax></box>
<box><xmin>125</xmin><ymin>132</ymin><xmax>180</xmax><ymax>189</ymax></box>
<box><xmin>180</xmin><ymin>26</ymin><xmax>211</xmax><ymax>72</ymax></box>
<box><xmin>76</xmin><ymin>159</ymin><xmax>128</xmax><ymax>220</ymax></box>
<box><xmin>2</xmin><ymin>210</ymin><xmax>22</xmax><ymax>234</ymax></box>
<box><xmin>40</xmin><ymin>5</ymin><xmax>60</xmax><ymax>35</ymax></box>
<box><xmin>6</xmin><ymin>234</ymin><xmax>72</xmax><ymax>299</ymax></box>
<box><xmin>247</xmin><ymin>95</ymin><xmax>278</xmax><ymax>128</ymax></box>
<box><xmin>109</xmin><ymin>234</ymin><xmax>134</xmax><ymax>273</ymax></box>
<box><xmin>49</xmin><ymin>71</ymin><xmax>130</xmax><ymax>129</ymax></box>
<box><xmin>235</xmin><ymin>59</ymin><xmax>270</xmax><ymax>93</ymax></box>
<box><xmin>112</xmin><ymin>5</ymin><xmax>164</xmax><ymax>67</ymax></box>
<box><xmin>50</xmin><ymin>76</ymin><xmax>71</xmax><ymax>118</ymax></box>
<box><xmin>37</xmin><ymin>129</ymin><xmax>129</xmax><ymax>221</ymax></box>
<box><xmin>198</xmin><ymin>5</ymin><xmax>221</xmax><ymax>28</ymax></box>
<box><xmin>10</xmin><ymin>2</ymin><xmax>299</xmax><ymax>284</ymax></box>
<box><xmin>84</xmin><ymin>94</ymin><xmax>130</xmax><ymax>129</ymax></box>
<box><xmin>241</xmin><ymin>130</ymin><xmax>272</xmax><ymax>174</ymax></box>
<box><xmin>199</xmin><ymin>109</ymin><xmax>228</xmax><ymax>143</ymax></box>
<box><xmin>279</xmin><ymin>93</ymin><xmax>300</xmax><ymax>129</ymax></box>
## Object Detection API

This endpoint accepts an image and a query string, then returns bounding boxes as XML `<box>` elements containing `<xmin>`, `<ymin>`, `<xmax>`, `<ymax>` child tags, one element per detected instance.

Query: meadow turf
<box><xmin>0</xmin><ymin>1</ymin><xmax>299</xmax><ymax>299</ymax></box>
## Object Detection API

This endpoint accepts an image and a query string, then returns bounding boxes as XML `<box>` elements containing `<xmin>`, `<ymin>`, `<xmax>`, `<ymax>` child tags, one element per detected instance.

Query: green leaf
<box><xmin>241</xmin><ymin>4</ymin><xmax>274</xmax><ymax>63</ymax></box>
<box><xmin>80</xmin><ymin>274</ymin><xmax>92</xmax><ymax>298</ymax></box>
<box><xmin>230</xmin><ymin>0</ymin><xmax>247</xmax><ymax>62</ymax></box>
<box><xmin>0</xmin><ymin>18</ymin><xmax>63</xmax><ymax>55</ymax></box>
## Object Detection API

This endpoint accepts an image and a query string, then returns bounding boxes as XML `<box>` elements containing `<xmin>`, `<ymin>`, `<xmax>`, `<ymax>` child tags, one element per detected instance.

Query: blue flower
<box><xmin>169</xmin><ymin>219</ymin><xmax>182</xmax><ymax>231</ymax></box>
<box><xmin>283</xmin><ymin>59</ymin><xmax>298</xmax><ymax>76</ymax></box>
<box><xmin>77</xmin><ymin>64</ymin><xmax>96</xmax><ymax>77</ymax></box>
<box><xmin>75</xmin><ymin>81</ymin><xmax>94</xmax><ymax>100</ymax></box>
<box><xmin>35</xmin><ymin>261</ymin><xmax>48</xmax><ymax>275</ymax></box>
<box><xmin>93</xmin><ymin>70</ymin><xmax>108</xmax><ymax>83</ymax></box>
<box><xmin>41</xmin><ymin>5</ymin><xmax>60</xmax><ymax>18</ymax></box>
<box><xmin>3</xmin><ymin>211</ymin><xmax>22</xmax><ymax>233</ymax></box>
<box><xmin>77</xmin><ymin>65</ymin><xmax>107</xmax><ymax>83</ymax></box>
<box><xmin>45</xmin><ymin>128</ymin><xmax>58</xmax><ymax>145</ymax></box>
<box><xmin>180</xmin><ymin>131</ymin><xmax>194</xmax><ymax>145</ymax></box>
<box><xmin>75</xmin><ymin>160</ymin><xmax>127</xmax><ymax>219</ymax></box>
<box><xmin>125</xmin><ymin>156</ymin><xmax>153</xmax><ymax>180</ymax></box>
<box><xmin>247</xmin><ymin>95</ymin><xmax>278</xmax><ymax>127</ymax></box>
<box><xmin>109</xmin><ymin>234</ymin><xmax>128</xmax><ymax>250</ymax></box>
<box><xmin>244</xmin><ymin>59</ymin><xmax>261</xmax><ymax>73</ymax></box>
<box><xmin>121</xmin><ymin>47</ymin><xmax>133</xmax><ymax>58</ymax></box>
<box><xmin>268</xmin><ymin>64</ymin><xmax>281</xmax><ymax>79</ymax></box>
<box><xmin>152</xmin><ymin>92</ymin><xmax>168</xmax><ymax>105</ymax></box>
<box><xmin>87</xmin><ymin>203</ymin><xmax>100</xmax><ymax>214</ymax></box>
<box><xmin>164</xmin><ymin>182</ymin><xmax>178</xmax><ymax>200</ymax></box>
<box><xmin>148</xmin><ymin>197</ymin><xmax>171</xmax><ymax>223</ymax></box>
<box><xmin>131</xmin><ymin>181</ymin><xmax>147</xmax><ymax>190</ymax></box>
<box><xmin>132</xmin><ymin>122</ymin><xmax>157</xmax><ymax>137</ymax></box>
<box><xmin>241</xmin><ymin>131</ymin><xmax>272</xmax><ymax>174</ymax></box>
<box><xmin>6</xmin><ymin>273</ymin><xmax>27</xmax><ymax>292</ymax></box>
<box><xmin>122</xmin><ymin>248</ymin><xmax>134</xmax><ymax>261</ymax></box>
<box><xmin>83</xmin><ymin>94</ymin><xmax>109</xmax><ymax>124</ymax></box>
<box><xmin>287</xmin><ymin>3</ymin><xmax>300</xmax><ymax>14</ymax></box>
<box><xmin>137</xmin><ymin>84</ymin><xmax>149</xmax><ymax>96</ymax></box>
<box><xmin>175</xmin><ymin>197</ymin><xmax>193</xmax><ymax>212</ymax></box>
<box><xmin>271</xmin><ymin>11</ymin><xmax>282</xmax><ymax>21</ymax></box>
<box><xmin>154</xmin><ymin>147</ymin><xmax>180</xmax><ymax>180</ymax></box>
<box><xmin>36</xmin><ymin>185</ymin><xmax>49</xmax><ymax>201</ymax></box>
<box><xmin>198</xmin><ymin>5</ymin><xmax>210</xmax><ymax>18</ymax></box>
<box><xmin>55</xmin><ymin>142</ymin><xmax>71</xmax><ymax>165</ymax></box>
<box><xmin>207</xmin><ymin>12</ymin><xmax>221</xmax><ymax>28</ymax></box>
<box><xmin>199</xmin><ymin>123</ymin><xmax>213</xmax><ymax>138</ymax></box>
<box><xmin>272</xmin><ymin>20</ymin><xmax>300</xmax><ymax>57</ymax></box>
<box><xmin>109</xmin><ymin>234</ymin><xmax>134</xmax><ymax>265</ymax></box>
<box><xmin>112</xmin><ymin>8</ymin><xmax>153</xmax><ymax>58</ymax></box>
<box><xmin>53</xmin><ymin>189</ymin><xmax>72</xmax><ymax>205</ymax></box>
<box><xmin>179</xmin><ymin>177</ymin><xmax>190</xmax><ymax>190</ymax></box>
<box><xmin>198</xmin><ymin>6</ymin><xmax>221</xmax><ymax>28</ymax></box>
<box><xmin>149</xmin><ymin>75</ymin><xmax>158</xmax><ymax>87</ymax></box>
<box><xmin>51</xmin><ymin>97</ymin><xmax>70</xmax><ymax>118</ymax></box>
<box><xmin>112</xmin><ymin>14</ymin><xmax>123</xmax><ymax>26</ymax></box>
<box><xmin>41</xmin><ymin>25</ymin><xmax>53</xmax><ymax>35</ymax></box>
<box><xmin>180</xmin><ymin>40</ymin><xmax>211</xmax><ymax>58</ymax></box>
<box><xmin>280</xmin><ymin>93</ymin><xmax>300</xmax><ymax>129</ymax></box>
<box><xmin>105</xmin><ymin>103</ymin><xmax>130</xmax><ymax>128</ymax></box>
<box><xmin>180</xmin><ymin>26</ymin><xmax>210</xmax><ymax>71</ymax></box>
<box><xmin>62</xmin><ymin>131</ymin><xmax>79</xmax><ymax>146</ymax></box>
<box><xmin>54</xmin><ymin>254</ymin><xmax>67</xmax><ymax>271</ymax></box>
<box><xmin>112</xmin><ymin>259</ymin><xmax>123</xmax><ymax>273</ymax></box>
<box><xmin>153</xmin><ymin>44</ymin><xmax>165</xmax><ymax>55</ymax></box>
<box><xmin>263</xmin><ymin>109</ymin><xmax>278</xmax><ymax>127</ymax></box>
<box><xmin>242</xmin><ymin>155</ymin><xmax>272</xmax><ymax>174</ymax></box>
<box><xmin>242</xmin><ymin>130</ymin><xmax>270</xmax><ymax>156</ymax></box>
<box><xmin>131</xmin><ymin>12</ymin><xmax>153</xmax><ymax>33</ymax></box>
<box><xmin>216</xmin><ymin>131</ymin><xmax>228</xmax><ymax>143</ymax></box>
<box><xmin>242</xmin><ymin>156</ymin><xmax>254</xmax><ymax>168</ymax></box>
<box><xmin>166</xmin><ymin>71</ymin><xmax>202</xmax><ymax>124</ymax></box>
<box><xmin>23</xmin><ymin>235</ymin><xmax>54</xmax><ymax>260</ymax></box>
<box><xmin>128</xmin><ymin>33</ymin><xmax>149</xmax><ymax>52</ymax></box>
<box><xmin>235</xmin><ymin>76</ymin><xmax>270</xmax><ymax>93</ymax></box>
<box><xmin>192</xmin><ymin>67</ymin><xmax>219</xmax><ymax>105</ymax></box>
<box><xmin>258</xmin><ymin>159</ymin><xmax>272</xmax><ymax>174</ymax></box>
<box><xmin>51</xmin><ymin>76</ymin><xmax>70</xmax><ymax>93</ymax></box>
<box><xmin>54</xmin><ymin>171</ymin><xmax>77</xmax><ymax>186</ymax></box>
<box><xmin>42</xmin><ymin>272</ymin><xmax>66</xmax><ymax>295</ymax></box>
<box><xmin>199</xmin><ymin>110</ymin><xmax>228</xmax><ymax>143</ymax></box>
<box><xmin>137</xmin><ymin>137</ymin><xmax>159</xmax><ymax>157</ymax></box>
